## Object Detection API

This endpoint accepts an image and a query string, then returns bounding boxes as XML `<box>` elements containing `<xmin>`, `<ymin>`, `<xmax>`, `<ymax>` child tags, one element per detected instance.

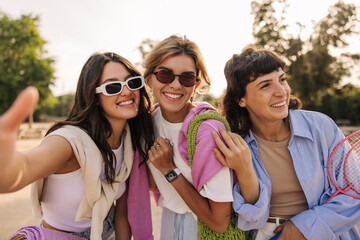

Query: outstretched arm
<box><xmin>0</xmin><ymin>87</ymin><xmax>74</xmax><ymax>193</ymax></box>
<box><xmin>212</xmin><ymin>127</ymin><xmax>260</xmax><ymax>204</ymax></box>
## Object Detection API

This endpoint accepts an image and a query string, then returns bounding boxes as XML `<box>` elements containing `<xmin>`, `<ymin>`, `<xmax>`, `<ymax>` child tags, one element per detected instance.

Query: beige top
<box><xmin>30</xmin><ymin>124</ymin><xmax>133</xmax><ymax>240</ymax></box>
<box><xmin>253</xmin><ymin>133</ymin><xmax>308</xmax><ymax>218</ymax></box>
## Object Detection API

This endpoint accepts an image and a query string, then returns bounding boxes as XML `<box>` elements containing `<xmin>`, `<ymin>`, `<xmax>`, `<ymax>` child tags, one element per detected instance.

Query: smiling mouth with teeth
<box><xmin>117</xmin><ymin>100</ymin><xmax>134</xmax><ymax>106</ymax></box>
<box><xmin>271</xmin><ymin>101</ymin><xmax>286</xmax><ymax>108</ymax></box>
<box><xmin>164</xmin><ymin>92</ymin><xmax>182</xmax><ymax>99</ymax></box>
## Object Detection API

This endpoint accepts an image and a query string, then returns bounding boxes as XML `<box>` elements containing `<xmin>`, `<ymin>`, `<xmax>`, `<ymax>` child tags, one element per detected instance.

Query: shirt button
<box><xmin>297</xmin><ymin>143</ymin><xmax>301</xmax><ymax>147</ymax></box>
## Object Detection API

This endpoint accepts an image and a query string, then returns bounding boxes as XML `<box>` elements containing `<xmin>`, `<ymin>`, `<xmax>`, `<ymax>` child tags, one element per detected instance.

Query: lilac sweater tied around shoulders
<box><xmin>8</xmin><ymin>226</ymin><xmax>86</xmax><ymax>240</ymax></box>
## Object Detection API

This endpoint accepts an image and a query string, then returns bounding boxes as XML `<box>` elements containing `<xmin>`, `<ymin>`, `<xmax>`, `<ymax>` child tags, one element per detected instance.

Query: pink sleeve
<box><xmin>190</xmin><ymin>119</ymin><xmax>226</xmax><ymax>191</ymax></box>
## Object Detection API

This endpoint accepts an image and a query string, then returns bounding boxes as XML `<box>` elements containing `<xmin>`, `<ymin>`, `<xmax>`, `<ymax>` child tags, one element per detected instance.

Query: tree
<box><xmin>197</xmin><ymin>93</ymin><xmax>220</xmax><ymax>108</ymax></box>
<box><xmin>251</xmin><ymin>0</ymin><xmax>289</xmax><ymax>54</ymax></box>
<box><xmin>34</xmin><ymin>92</ymin><xmax>75</xmax><ymax>121</ymax></box>
<box><xmin>137</xmin><ymin>38</ymin><xmax>159</xmax><ymax>61</ymax></box>
<box><xmin>319</xmin><ymin>84</ymin><xmax>360</xmax><ymax>124</ymax></box>
<box><xmin>251</xmin><ymin>0</ymin><xmax>359</xmax><ymax>109</ymax></box>
<box><xmin>0</xmin><ymin>12</ymin><xmax>55</xmax><ymax>123</ymax></box>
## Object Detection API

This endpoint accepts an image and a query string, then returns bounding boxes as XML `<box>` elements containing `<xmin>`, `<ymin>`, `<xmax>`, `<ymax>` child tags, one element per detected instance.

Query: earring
<box><xmin>238</xmin><ymin>99</ymin><xmax>245</xmax><ymax>107</ymax></box>
<box><xmin>190</xmin><ymin>89</ymin><xmax>197</xmax><ymax>103</ymax></box>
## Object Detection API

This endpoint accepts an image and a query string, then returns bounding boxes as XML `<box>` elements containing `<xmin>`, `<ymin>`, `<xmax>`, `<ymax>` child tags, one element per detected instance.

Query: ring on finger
<box><xmin>155</xmin><ymin>144</ymin><xmax>161</xmax><ymax>149</ymax></box>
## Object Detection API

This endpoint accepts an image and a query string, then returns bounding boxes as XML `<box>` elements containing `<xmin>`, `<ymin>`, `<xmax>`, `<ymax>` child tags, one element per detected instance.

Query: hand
<box><xmin>148</xmin><ymin>137</ymin><xmax>175</xmax><ymax>174</ymax></box>
<box><xmin>274</xmin><ymin>221</ymin><xmax>306</xmax><ymax>240</ymax></box>
<box><xmin>212</xmin><ymin>127</ymin><xmax>252</xmax><ymax>174</ymax></box>
<box><xmin>0</xmin><ymin>87</ymin><xmax>39</xmax><ymax>167</ymax></box>
<box><xmin>212</xmin><ymin>127</ymin><xmax>259</xmax><ymax>203</ymax></box>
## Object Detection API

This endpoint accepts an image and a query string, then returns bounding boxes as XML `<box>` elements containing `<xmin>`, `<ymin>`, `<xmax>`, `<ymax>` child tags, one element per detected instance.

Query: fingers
<box><xmin>274</xmin><ymin>225</ymin><xmax>283</xmax><ymax>233</ymax></box>
<box><xmin>2</xmin><ymin>87</ymin><xmax>39</xmax><ymax>130</ymax></box>
<box><xmin>234</xmin><ymin>133</ymin><xmax>248</xmax><ymax>147</ymax></box>
<box><xmin>148</xmin><ymin>137</ymin><xmax>175</xmax><ymax>173</ymax></box>
<box><xmin>219</xmin><ymin>127</ymin><xmax>237</xmax><ymax>150</ymax></box>
<box><xmin>224</xmin><ymin>129</ymin><xmax>248</xmax><ymax>150</ymax></box>
<box><xmin>212</xmin><ymin>127</ymin><xmax>247</xmax><ymax>154</ymax></box>
<box><xmin>150</xmin><ymin>137</ymin><xmax>173</xmax><ymax>153</ymax></box>
<box><xmin>149</xmin><ymin>137</ymin><xmax>173</xmax><ymax>158</ymax></box>
<box><xmin>273</xmin><ymin>221</ymin><xmax>306</xmax><ymax>240</ymax></box>
<box><xmin>156</xmin><ymin>137</ymin><xmax>171</xmax><ymax>148</ymax></box>
<box><xmin>212</xmin><ymin>129</ymin><xmax>230</xmax><ymax>155</ymax></box>
<box><xmin>213</xmin><ymin>148</ymin><xmax>227</xmax><ymax>167</ymax></box>
<box><xmin>218</xmin><ymin>127</ymin><xmax>240</xmax><ymax>149</ymax></box>
<box><xmin>231</xmin><ymin>132</ymin><xmax>251</xmax><ymax>156</ymax></box>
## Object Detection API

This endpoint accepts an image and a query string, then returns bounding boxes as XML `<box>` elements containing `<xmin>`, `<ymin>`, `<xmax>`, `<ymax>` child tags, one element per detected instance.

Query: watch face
<box><xmin>165</xmin><ymin>169</ymin><xmax>178</xmax><ymax>182</ymax></box>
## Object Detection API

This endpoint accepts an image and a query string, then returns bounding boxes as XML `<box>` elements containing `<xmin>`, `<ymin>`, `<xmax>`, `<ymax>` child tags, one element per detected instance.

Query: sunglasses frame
<box><xmin>153</xmin><ymin>70</ymin><xmax>199</xmax><ymax>87</ymax></box>
<box><xmin>96</xmin><ymin>76</ymin><xmax>145</xmax><ymax>96</ymax></box>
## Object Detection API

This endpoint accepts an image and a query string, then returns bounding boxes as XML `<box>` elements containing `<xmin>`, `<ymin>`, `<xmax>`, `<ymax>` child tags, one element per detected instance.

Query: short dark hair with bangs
<box><xmin>221</xmin><ymin>46</ymin><xmax>301</xmax><ymax>136</ymax></box>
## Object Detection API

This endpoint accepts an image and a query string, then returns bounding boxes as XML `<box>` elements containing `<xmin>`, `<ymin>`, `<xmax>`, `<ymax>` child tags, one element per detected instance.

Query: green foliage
<box><xmin>197</xmin><ymin>93</ymin><xmax>220</xmax><ymax>109</ymax></box>
<box><xmin>311</xmin><ymin>1</ymin><xmax>359</xmax><ymax>48</ymax></box>
<box><xmin>0</xmin><ymin>12</ymin><xmax>55</xmax><ymax>114</ymax></box>
<box><xmin>137</xmin><ymin>38</ymin><xmax>159</xmax><ymax>61</ymax></box>
<box><xmin>34</xmin><ymin>93</ymin><xmax>75</xmax><ymax>121</ymax></box>
<box><xmin>251</xmin><ymin>0</ymin><xmax>289</xmax><ymax>54</ymax></box>
<box><xmin>319</xmin><ymin>84</ymin><xmax>360</xmax><ymax>125</ymax></box>
<box><xmin>251</xmin><ymin>0</ymin><xmax>360</xmax><ymax>109</ymax></box>
<box><xmin>288</xmin><ymin>46</ymin><xmax>341</xmax><ymax>108</ymax></box>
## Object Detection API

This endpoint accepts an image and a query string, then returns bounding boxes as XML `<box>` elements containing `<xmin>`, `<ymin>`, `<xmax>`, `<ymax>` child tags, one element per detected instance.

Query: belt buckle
<box><xmin>268</xmin><ymin>216</ymin><xmax>289</xmax><ymax>225</ymax></box>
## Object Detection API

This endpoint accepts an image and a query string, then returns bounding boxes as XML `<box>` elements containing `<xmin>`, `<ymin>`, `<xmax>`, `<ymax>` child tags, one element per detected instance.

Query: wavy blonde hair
<box><xmin>143</xmin><ymin>34</ymin><xmax>211</xmax><ymax>94</ymax></box>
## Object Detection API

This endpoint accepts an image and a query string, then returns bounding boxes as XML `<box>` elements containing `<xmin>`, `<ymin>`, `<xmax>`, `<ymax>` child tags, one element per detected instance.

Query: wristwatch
<box><xmin>164</xmin><ymin>168</ymin><xmax>181</xmax><ymax>183</ymax></box>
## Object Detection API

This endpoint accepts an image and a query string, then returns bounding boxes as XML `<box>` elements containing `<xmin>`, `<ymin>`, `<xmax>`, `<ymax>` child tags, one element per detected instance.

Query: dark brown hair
<box><xmin>222</xmin><ymin>46</ymin><xmax>301</xmax><ymax>136</ymax></box>
<box><xmin>47</xmin><ymin>52</ymin><xmax>154</xmax><ymax>183</ymax></box>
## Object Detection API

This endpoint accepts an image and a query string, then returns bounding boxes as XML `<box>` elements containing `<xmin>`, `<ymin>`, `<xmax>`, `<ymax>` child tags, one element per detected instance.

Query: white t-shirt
<box><xmin>148</xmin><ymin>108</ymin><xmax>233</xmax><ymax>214</ymax></box>
<box><xmin>42</xmin><ymin>139</ymin><xmax>126</xmax><ymax>232</ymax></box>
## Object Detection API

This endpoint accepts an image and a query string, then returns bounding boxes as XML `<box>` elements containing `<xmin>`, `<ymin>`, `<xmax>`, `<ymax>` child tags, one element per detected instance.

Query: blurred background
<box><xmin>0</xmin><ymin>0</ymin><xmax>359</xmax><ymax>128</ymax></box>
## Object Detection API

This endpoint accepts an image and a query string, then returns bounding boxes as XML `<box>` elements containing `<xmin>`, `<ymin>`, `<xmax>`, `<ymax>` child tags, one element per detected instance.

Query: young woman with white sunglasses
<box><xmin>0</xmin><ymin>52</ymin><xmax>154</xmax><ymax>240</ymax></box>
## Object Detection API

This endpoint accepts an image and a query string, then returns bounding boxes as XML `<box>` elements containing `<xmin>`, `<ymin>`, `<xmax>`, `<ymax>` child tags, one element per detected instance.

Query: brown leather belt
<box><xmin>267</xmin><ymin>217</ymin><xmax>289</xmax><ymax>224</ymax></box>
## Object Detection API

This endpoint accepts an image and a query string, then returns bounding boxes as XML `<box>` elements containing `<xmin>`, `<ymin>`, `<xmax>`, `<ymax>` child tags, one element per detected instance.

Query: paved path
<box><xmin>0</xmin><ymin>139</ymin><xmax>42</xmax><ymax>240</ymax></box>
<box><xmin>0</xmin><ymin>185</ymin><xmax>41</xmax><ymax>239</ymax></box>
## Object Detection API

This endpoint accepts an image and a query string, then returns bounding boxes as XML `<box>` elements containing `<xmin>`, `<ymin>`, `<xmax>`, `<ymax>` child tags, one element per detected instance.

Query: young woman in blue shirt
<box><xmin>212</xmin><ymin>46</ymin><xmax>360</xmax><ymax>240</ymax></box>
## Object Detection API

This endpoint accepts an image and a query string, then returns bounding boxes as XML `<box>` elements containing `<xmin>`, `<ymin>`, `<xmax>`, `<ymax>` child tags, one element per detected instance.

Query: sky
<box><xmin>1</xmin><ymin>0</ymin><xmax>359</xmax><ymax>97</ymax></box>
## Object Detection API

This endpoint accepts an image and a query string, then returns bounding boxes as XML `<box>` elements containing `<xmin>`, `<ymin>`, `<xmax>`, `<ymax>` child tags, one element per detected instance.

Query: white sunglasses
<box><xmin>96</xmin><ymin>76</ymin><xmax>145</xmax><ymax>96</ymax></box>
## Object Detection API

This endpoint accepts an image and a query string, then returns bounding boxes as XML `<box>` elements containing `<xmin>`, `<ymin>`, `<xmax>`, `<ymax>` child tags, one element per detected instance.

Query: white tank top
<box><xmin>42</xmin><ymin>142</ymin><xmax>126</xmax><ymax>232</ymax></box>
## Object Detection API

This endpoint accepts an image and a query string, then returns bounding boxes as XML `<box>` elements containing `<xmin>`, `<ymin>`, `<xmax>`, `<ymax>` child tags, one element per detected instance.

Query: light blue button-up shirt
<box><xmin>233</xmin><ymin>109</ymin><xmax>360</xmax><ymax>239</ymax></box>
